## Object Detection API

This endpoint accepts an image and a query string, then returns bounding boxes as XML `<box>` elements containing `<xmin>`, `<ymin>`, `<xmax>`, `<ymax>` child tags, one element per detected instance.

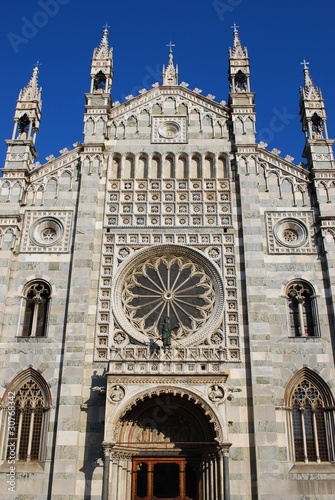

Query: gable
<box><xmin>86</xmin><ymin>86</ymin><xmax>230</xmax><ymax>143</ymax></box>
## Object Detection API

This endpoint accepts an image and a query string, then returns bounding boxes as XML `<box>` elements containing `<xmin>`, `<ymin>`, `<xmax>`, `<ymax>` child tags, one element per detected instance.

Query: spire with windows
<box><xmin>4</xmin><ymin>64</ymin><xmax>42</xmax><ymax>171</ymax></box>
<box><xmin>89</xmin><ymin>25</ymin><xmax>113</xmax><ymax>94</ymax></box>
<box><xmin>13</xmin><ymin>64</ymin><xmax>42</xmax><ymax>143</ymax></box>
<box><xmin>299</xmin><ymin>61</ymin><xmax>334</xmax><ymax>170</ymax></box>
<box><xmin>228</xmin><ymin>25</ymin><xmax>255</xmax><ymax>145</ymax></box>
<box><xmin>84</xmin><ymin>26</ymin><xmax>113</xmax><ymax>144</ymax></box>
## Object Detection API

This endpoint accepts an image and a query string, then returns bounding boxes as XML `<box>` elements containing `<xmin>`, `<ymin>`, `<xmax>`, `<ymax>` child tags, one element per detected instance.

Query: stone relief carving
<box><xmin>109</xmin><ymin>385</ymin><xmax>125</xmax><ymax>403</ymax></box>
<box><xmin>208</xmin><ymin>385</ymin><xmax>225</xmax><ymax>403</ymax></box>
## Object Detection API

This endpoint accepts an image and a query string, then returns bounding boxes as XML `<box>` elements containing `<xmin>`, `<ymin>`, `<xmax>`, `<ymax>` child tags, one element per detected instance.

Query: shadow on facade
<box><xmin>80</xmin><ymin>370</ymin><xmax>106</xmax><ymax>500</ymax></box>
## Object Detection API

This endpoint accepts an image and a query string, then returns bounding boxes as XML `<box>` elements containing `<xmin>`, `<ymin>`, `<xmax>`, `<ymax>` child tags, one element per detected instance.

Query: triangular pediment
<box><xmin>110</xmin><ymin>85</ymin><xmax>229</xmax><ymax>122</ymax></box>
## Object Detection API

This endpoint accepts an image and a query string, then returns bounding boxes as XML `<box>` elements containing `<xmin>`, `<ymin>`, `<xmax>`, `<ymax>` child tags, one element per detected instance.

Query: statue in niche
<box><xmin>159</xmin><ymin>316</ymin><xmax>179</xmax><ymax>350</ymax></box>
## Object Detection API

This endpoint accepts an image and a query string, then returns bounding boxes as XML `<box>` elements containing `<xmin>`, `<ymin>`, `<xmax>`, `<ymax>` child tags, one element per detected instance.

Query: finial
<box><xmin>231</xmin><ymin>23</ymin><xmax>243</xmax><ymax>50</ymax></box>
<box><xmin>103</xmin><ymin>22</ymin><xmax>110</xmax><ymax>32</ymax></box>
<box><xmin>167</xmin><ymin>41</ymin><xmax>175</xmax><ymax>63</ymax></box>
<box><xmin>163</xmin><ymin>41</ymin><xmax>178</xmax><ymax>85</ymax></box>
<box><xmin>301</xmin><ymin>59</ymin><xmax>314</xmax><ymax>88</ymax></box>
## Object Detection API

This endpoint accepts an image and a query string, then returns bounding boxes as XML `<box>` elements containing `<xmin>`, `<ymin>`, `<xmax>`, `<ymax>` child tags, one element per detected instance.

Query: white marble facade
<box><xmin>0</xmin><ymin>27</ymin><xmax>335</xmax><ymax>499</ymax></box>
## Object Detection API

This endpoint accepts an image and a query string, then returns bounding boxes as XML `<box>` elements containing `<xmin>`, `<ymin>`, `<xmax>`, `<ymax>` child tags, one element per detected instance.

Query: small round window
<box><xmin>158</xmin><ymin>121</ymin><xmax>180</xmax><ymax>139</ymax></box>
<box><xmin>273</xmin><ymin>218</ymin><xmax>308</xmax><ymax>248</ymax></box>
<box><xmin>30</xmin><ymin>217</ymin><xmax>64</xmax><ymax>246</ymax></box>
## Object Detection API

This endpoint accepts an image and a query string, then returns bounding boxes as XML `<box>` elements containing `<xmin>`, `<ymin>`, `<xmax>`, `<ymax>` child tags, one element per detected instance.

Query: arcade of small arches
<box><xmin>0</xmin><ymin>169</ymin><xmax>75</xmax><ymax>206</ymax></box>
<box><xmin>110</xmin><ymin>152</ymin><xmax>229</xmax><ymax>180</ymax></box>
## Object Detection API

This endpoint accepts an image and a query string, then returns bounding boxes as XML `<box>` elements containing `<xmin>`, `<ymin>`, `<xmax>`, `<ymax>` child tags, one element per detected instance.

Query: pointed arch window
<box><xmin>286</xmin><ymin>281</ymin><xmax>319</xmax><ymax>337</ymax></box>
<box><xmin>285</xmin><ymin>370</ymin><xmax>335</xmax><ymax>463</ymax></box>
<box><xmin>22</xmin><ymin>281</ymin><xmax>51</xmax><ymax>337</ymax></box>
<box><xmin>234</xmin><ymin>70</ymin><xmax>247</xmax><ymax>91</ymax></box>
<box><xmin>18</xmin><ymin>113</ymin><xmax>30</xmax><ymax>137</ymax></box>
<box><xmin>93</xmin><ymin>70</ymin><xmax>106</xmax><ymax>91</ymax></box>
<box><xmin>1</xmin><ymin>370</ymin><xmax>51</xmax><ymax>464</ymax></box>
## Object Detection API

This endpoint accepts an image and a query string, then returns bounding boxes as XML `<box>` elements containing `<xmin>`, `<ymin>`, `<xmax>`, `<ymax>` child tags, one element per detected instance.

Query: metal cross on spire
<box><xmin>301</xmin><ymin>59</ymin><xmax>310</xmax><ymax>70</ymax></box>
<box><xmin>167</xmin><ymin>41</ymin><xmax>175</xmax><ymax>52</ymax></box>
<box><xmin>103</xmin><ymin>22</ymin><xmax>110</xmax><ymax>31</ymax></box>
<box><xmin>231</xmin><ymin>23</ymin><xmax>239</xmax><ymax>31</ymax></box>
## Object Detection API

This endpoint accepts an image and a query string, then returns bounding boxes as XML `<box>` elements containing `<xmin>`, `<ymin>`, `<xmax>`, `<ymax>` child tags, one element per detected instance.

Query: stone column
<box><xmin>102</xmin><ymin>443</ymin><xmax>112</xmax><ymax>500</ymax></box>
<box><xmin>218</xmin><ymin>443</ymin><xmax>232</xmax><ymax>500</ymax></box>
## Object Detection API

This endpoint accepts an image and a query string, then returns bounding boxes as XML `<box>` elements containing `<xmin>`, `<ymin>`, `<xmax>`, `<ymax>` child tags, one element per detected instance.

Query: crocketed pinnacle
<box><xmin>229</xmin><ymin>24</ymin><xmax>248</xmax><ymax>59</ymax></box>
<box><xmin>300</xmin><ymin>63</ymin><xmax>322</xmax><ymax>100</ymax></box>
<box><xmin>94</xmin><ymin>27</ymin><xmax>112</xmax><ymax>59</ymax></box>
<box><xmin>19</xmin><ymin>65</ymin><xmax>41</xmax><ymax>101</ymax></box>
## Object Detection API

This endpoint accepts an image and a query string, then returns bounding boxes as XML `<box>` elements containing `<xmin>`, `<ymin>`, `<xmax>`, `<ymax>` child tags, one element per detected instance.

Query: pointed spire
<box><xmin>299</xmin><ymin>60</ymin><xmax>334</xmax><ymax>171</ymax></box>
<box><xmin>4</xmin><ymin>64</ymin><xmax>42</xmax><ymax>170</ymax></box>
<box><xmin>162</xmin><ymin>42</ymin><xmax>178</xmax><ymax>85</ymax></box>
<box><xmin>232</xmin><ymin>23</ymin><xmax>240</xmax><ymax>47</ymax></box>
<box><xmin>229</xmin><ymin>24</ymin><xmax>248</xmax><ymax>58</ymax></box>
<box><xmin>89</xmin><ymin>26</ymin><xmax>113</xmax><ymax>94</ymax></box>
<box><xmin>93</xmin><ymin>24</ymin><xmax>112</xmax><ymax>60</ymax></box>
<box><xmin>300</xmin><ymin>60</ymin><xmax>321</xmax><ymax>100</ymax></box>
<box><xmin>19</xmin><ymin>64</ymin><xmax>42</xmax><ymax>102</ymax></box>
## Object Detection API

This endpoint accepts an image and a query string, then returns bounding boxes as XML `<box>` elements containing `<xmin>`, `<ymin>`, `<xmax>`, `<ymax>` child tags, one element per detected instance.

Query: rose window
<box><xmin>113</xmin><ymin>245</ymin><xmax>224</xmax><ymax>346</ymax></box>
<box><xmin>29</xmin><ymin>217</ymin><xmax>63</xmax><ymax>247</ymax></box>
<box><xmin>273</xmin><ymin>218</ymin><xmax>308</xmax><ymax>248</ymax></box>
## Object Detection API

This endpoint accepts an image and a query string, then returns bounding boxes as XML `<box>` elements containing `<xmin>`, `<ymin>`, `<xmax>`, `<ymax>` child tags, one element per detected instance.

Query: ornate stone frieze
<box><xmin>107</xmin><ymin>178</ymin><xmax>232</xmax><ymax>228</ymax></box>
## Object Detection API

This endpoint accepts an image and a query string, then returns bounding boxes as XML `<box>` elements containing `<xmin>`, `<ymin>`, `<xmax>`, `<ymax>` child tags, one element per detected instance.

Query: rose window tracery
<box><xmin>113</xmin><ymin>246</ymin><xmax>223</xmax><ymax>345</ymax></box>
<box><xmin>122</xmin><ymin>255</ymin><xmax>215</xmax><ymax>339</ymax></box>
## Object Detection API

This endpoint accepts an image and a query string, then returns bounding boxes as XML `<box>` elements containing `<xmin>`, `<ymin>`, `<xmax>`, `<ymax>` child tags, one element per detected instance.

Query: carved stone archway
<box><xmin>103</xmin><ymin>391</ymin><xmax>231</xmax><ymax>500</ymax></box>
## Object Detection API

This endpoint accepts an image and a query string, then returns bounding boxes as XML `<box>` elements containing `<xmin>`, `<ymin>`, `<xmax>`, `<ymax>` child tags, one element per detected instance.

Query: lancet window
<box><xmin>286</xmin><ymin>281</ymin><xmax>319</xmax><ymax>337</ymax></box>
<box><xmin>285</xmin><ymin>370</ymin><xmax>335</xmax><ymax>463</ymax></box>
<box><xmin>1</xmin><ymin>371</ymin><xmax>51</xmax><ymax>464</ymax></box>
<box><xmin>22</xmin><ymin>281</ymin><xmax>51</xmax><ymax>337</ymax></box>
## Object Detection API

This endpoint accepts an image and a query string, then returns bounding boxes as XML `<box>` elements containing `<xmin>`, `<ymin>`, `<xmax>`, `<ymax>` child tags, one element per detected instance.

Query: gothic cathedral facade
<box><xmin>0</xmin><ymin>28</ymin><xmax>335</xmax><ymax>499</ymax></box>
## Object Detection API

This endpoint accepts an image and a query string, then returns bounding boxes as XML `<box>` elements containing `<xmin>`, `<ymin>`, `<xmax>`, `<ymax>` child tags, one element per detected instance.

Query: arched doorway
<box><xmin>105</xmin><ymin>392</ymin><xmax>229</xmax><ymax>500</ymax></box>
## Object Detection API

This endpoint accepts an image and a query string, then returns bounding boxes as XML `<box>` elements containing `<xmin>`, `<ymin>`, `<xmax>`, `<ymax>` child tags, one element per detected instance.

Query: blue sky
<box><xmin>1</xmin><ymin>0</ymin><xmax>334</xmax><ymax>167</ymax></box>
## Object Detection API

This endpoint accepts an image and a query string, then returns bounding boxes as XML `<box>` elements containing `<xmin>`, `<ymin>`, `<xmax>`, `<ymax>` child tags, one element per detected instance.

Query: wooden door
<box><xmin>132</xmin><ymin>457</ymin><xmax>200</xmax><ymax>500</ymax></box>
